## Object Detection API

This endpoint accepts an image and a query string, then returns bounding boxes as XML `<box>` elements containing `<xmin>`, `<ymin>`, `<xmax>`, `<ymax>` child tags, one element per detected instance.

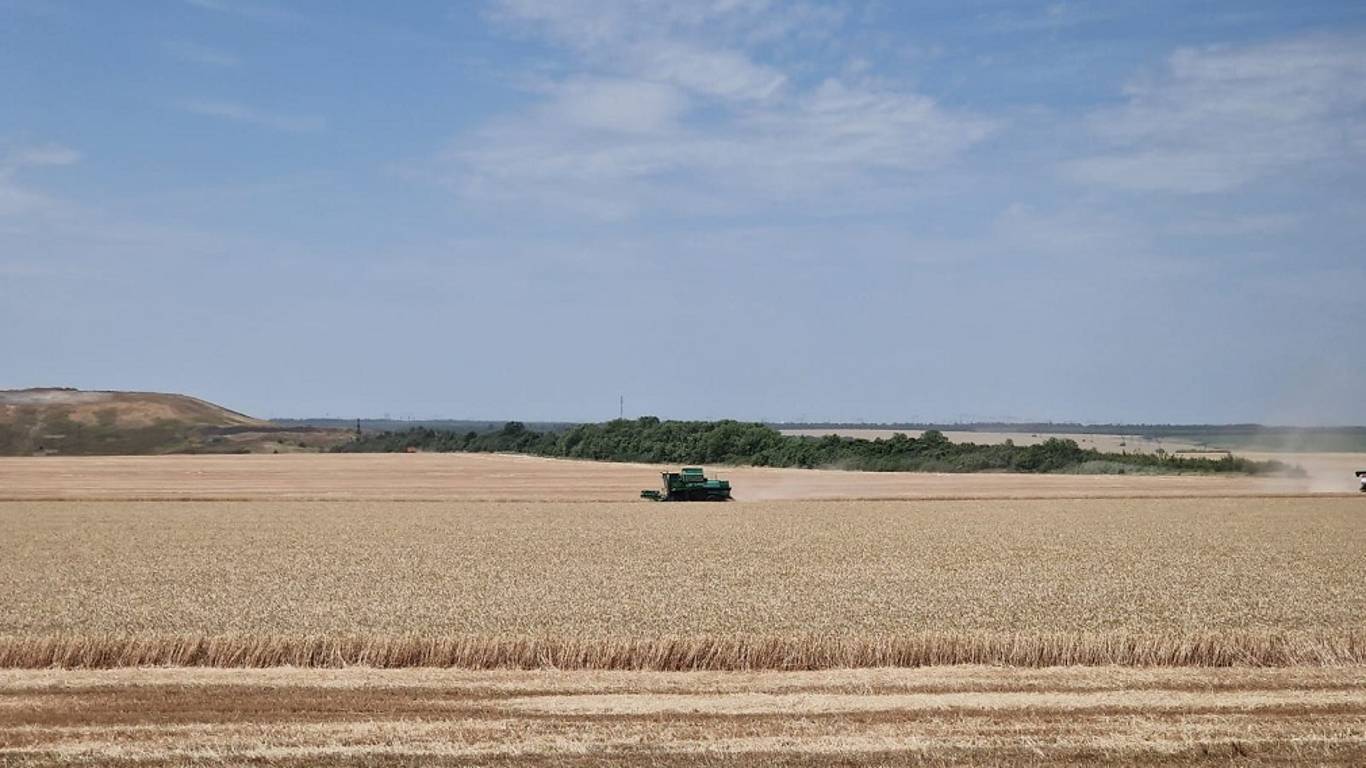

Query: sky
<box><xmin>2</xmin><ymin>0</ymin><xmax>1364</xmax><ymax>424</ymax></box>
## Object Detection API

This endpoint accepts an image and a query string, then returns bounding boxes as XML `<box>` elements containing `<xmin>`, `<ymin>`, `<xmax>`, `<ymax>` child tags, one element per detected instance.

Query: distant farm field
<box><xmin>2</xmin><ymin>451</ymin><xmax>1362</xmax><ymax>501</ymax></box>
<box><xmin>780</xmin><ymin>428</ymin><xmax>1209</xmax><ymax>454</ymax></box>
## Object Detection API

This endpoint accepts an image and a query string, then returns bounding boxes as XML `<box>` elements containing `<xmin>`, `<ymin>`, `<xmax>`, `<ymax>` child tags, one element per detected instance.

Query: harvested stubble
<box><xmin>2</xmin><ymin>497</ymin><xmax>1363</xmax><ymax>670</ymax></box>
<box><xmin>6</xmin><ymin>666</ymin><xmax>1364</xmax><ymax>766</ymax></box>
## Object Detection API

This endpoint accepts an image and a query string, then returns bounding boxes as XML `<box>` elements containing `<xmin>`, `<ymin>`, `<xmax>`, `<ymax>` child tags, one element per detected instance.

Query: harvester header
<box><xmin>641</xmin><ymin>467</ymin><xmax>733</xmax><ymax>502</ymax></box>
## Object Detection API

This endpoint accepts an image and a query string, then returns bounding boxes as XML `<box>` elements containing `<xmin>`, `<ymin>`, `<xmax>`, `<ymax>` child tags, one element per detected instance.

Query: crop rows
<box><xmin>2</xmin><ymin>498</ymin><xmax>1362</xmax><ymax>668</ymax></box>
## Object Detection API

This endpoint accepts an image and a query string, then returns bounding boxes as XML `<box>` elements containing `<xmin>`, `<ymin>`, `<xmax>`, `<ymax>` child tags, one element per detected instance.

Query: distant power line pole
<box><xmin>619</xmin><ymin>394</ymin><xmax>624</xmax><ymax>420</ymax></box>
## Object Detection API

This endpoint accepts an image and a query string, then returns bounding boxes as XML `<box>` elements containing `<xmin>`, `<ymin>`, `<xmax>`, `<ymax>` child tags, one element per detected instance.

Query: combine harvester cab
<box><xmin>641</xmin><ymin>467</ymin><xmax>733</xmax><ymax>502</ymax></box>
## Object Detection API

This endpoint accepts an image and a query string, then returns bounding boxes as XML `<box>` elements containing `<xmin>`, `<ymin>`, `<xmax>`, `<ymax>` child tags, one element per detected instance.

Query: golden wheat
<box><xmin>1</xmin><ymin>497</ymin><xmax>1362</xmax><ymax>669</ymax></box>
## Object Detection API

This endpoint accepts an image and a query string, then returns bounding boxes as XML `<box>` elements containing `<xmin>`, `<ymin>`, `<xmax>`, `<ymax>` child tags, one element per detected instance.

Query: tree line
<box><xmin>334</xmin><ymin>417</ymin><xmax>1294</xmax><ymax>475</ymax></box>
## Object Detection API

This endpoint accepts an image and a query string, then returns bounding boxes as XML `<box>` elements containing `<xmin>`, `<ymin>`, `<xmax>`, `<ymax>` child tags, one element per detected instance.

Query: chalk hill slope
<box><xmin>0</xmin><ymin>388</ymin><xmax>340</xmax><ymax>455</ymax></box>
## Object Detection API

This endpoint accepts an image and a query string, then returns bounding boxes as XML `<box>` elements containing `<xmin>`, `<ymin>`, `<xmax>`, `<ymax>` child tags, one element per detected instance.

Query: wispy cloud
<box><xmin>183</xmin><ymin>0</ymin><xmax>295</xmax><ymax>22</ymax></box>
<box><xmin>1169</xmin><ymin>213</ymin><xmax>1302</xmax><ymax>237</ymax></box>
<box><xmin>164</xmin><ymin>40</ymin><xmax>239</xmax><ymax>68</ymax></box>
<box><xmin>4</xmin><ymin>144</ymin><xmax>80</xmax><ymax>169</ymax></box>
<box><xmin>184</xmin><ymin>101</ymin><xmax>325</xmax><ymax>133</ymax></box>
<box><xmin>1065</xmin><ymin>35</ymin><xmax>1366</xmax><ymax>193</ymax></box>
<box><xmin>489</xmin><ymin>1</ymin><xmax>805</xmax><ymax>102</ymax></box>
<box><xmin>445</xmin><ymin>1</ymin><xmax>992</xmax><ymax>220</ymax></box>
<box><xmin>982</xmin><ymin>1</ymin><xmax>1119</xmax><ymax>33</ymax></box>
<box><xmin>0</xmin><ymin>143</ymin><xmax>79</xmax><ymax>218</ymax></box>
<box><xmin>0</xmin><ymin>180</ymin><xmax>53</xmax><ymax>219</ymax></box>
<box><xmin>547</xmin><ymin>77</ymin><xmax>689</xmax><ymax>134</ymax></box>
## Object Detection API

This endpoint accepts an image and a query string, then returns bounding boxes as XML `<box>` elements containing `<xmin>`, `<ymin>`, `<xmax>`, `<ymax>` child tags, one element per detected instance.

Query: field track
<box><xmin>1</xmin><ymin>452</ymin><xmax>1360</xmax><ymax>500</ymax></box>
<box><xmin>3</xmin><ymin>666</ymin><xmax>1364</xmax><ymax>766</ymax></box>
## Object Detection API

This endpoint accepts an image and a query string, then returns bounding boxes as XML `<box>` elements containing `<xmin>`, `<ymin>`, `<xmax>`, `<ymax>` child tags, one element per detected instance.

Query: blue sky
<box><xmin>2</xmin><ymin>1</ymin><xmax>1364</xmax><ymax>423</ymax></box>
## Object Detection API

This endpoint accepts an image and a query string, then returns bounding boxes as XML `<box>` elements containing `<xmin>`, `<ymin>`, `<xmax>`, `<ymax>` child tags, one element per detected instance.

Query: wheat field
<box><xmin>2</xmin><ymin>496</ymin><xmax>1363</xmax><ymax>669</ymax></box>
<box><xmin>3</xmin><ymin>466</ymin><xmax>1364</xmax><ymax>765</ymax></box>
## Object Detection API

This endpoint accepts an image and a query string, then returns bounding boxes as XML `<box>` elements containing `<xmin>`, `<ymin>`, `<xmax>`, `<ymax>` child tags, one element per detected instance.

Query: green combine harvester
<box><xmin>641</xmin><ymin>467</ymin><xmax>733</xmax><ymax>502</ymax></box>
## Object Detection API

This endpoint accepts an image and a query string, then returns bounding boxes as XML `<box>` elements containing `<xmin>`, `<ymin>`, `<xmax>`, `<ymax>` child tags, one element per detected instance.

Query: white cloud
<box><xmin>489</xmin><ymin>1</ymin><xmax>801</xmax><ymax>103</ymax></box>
<box><xmin>449</xmin><ymin>76</ymin><xmax>989</xmax><ymax>220</ymax></box>
<box><xmin>184</xmin><ymin>101</ymin><xmax>325</xmax><ymax>133</ymax></box>
<box><xmin>1067</xmin><ymin>35</ymin><xmax>1366</xmax><ymax>193</ymax></box>
<box><xmin>448</xmin><ymin>2</ymin><xmax>991</xmax><ymax>220</ymax></box>
<box><xmin>549</xmin><ymin>78</ymin><xmax>688</xmax><ymax>134</ymax></box>
<box><xmin>630</xmin><ymin>41</ymin><xmax>785</xmax><ymax>102</ymax></box>
<box><xmin>759</xmin><ymin>79</ymin><xmax>988</xmax><ymax>172</ymax></box>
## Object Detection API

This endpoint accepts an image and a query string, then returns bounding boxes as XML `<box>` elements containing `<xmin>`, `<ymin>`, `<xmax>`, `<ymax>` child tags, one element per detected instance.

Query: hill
<box><xmin>0</xmin><ymin>388</ymin><xmax>346</xmax><ymax>455</ymax></box>
<box><xmin>273</xmin><ymin>417</ymin><xmax>578</xmax><ymax>433</ymax></box>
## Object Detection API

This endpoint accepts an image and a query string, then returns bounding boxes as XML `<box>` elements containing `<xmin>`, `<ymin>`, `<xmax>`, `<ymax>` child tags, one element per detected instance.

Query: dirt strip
<box><xmin>1</xmin><ymin>667</ymin><xmax>1363</xmax><ymax>766</ymax></box>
